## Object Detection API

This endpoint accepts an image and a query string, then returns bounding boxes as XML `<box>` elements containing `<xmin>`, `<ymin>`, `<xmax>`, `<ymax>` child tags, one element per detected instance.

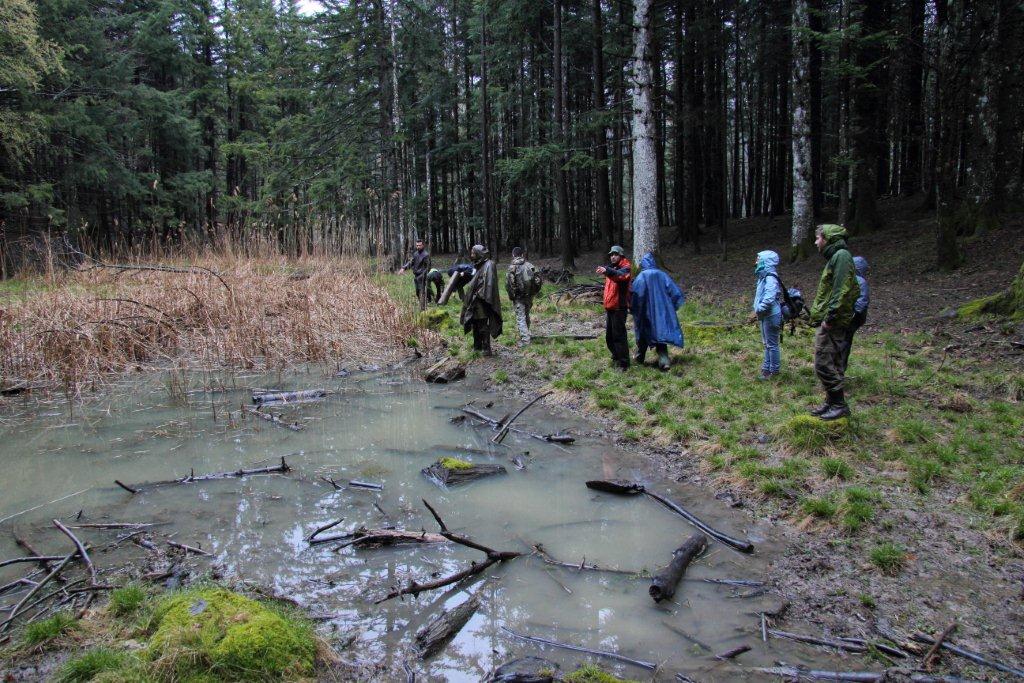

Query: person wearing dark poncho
<box><xmin>460</xmin><ymin>245</ymin><xmax>503</xmax><ymax>356</ymax></box>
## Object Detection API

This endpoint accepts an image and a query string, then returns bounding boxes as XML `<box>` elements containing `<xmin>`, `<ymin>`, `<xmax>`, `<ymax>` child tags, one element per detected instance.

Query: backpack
<box><xmin>508</xmin><ymin>261</ymin><xmax>542</xmax><ymax>299</ymax></box>
<box><xmin>767</xmin><ymin>273</ymin><xmax>805</xmax><ymax>332</ymax></box>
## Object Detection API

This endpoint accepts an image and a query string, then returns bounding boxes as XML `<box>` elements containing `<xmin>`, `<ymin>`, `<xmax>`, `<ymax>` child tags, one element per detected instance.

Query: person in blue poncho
<box><xmin>631</xmin><ymin>253</ymin><xmax>685</xmax><ymax>371</ymax></box>
<box><xmin>752</xmin><ymin>250</ymin><xmax>783</xmax><ymax>379</ymax></box>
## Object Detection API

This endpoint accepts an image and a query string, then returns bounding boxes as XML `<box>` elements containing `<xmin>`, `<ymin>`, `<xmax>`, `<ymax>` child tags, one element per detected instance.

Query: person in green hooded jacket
<box><xmin>808</xmin><ymin>224</ymin><xmax>860</xmax><ymax>420</ymax></box>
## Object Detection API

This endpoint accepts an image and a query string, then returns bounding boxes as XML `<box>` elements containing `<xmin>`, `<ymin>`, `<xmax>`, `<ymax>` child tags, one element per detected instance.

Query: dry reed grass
<box><xmin>0</xmin><ymin>254</ymin><xmax>437</xmax><ymax>394</ymax></box>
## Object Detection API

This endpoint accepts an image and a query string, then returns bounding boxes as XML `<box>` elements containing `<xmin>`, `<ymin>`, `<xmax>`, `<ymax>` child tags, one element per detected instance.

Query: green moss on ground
<box><xmin>146</xmin><ymin>588</ymin><xmax>315</xmax><ymax>681</ymax></box>
<box><xmin>774</xmin><ymin>414</ymin><xmax>851</xmax><ymax>451</ymax></box>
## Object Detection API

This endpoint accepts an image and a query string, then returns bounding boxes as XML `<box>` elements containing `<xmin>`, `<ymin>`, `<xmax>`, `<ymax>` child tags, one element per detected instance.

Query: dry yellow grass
<box><xmin>0</xmin><ymin>255</ymin><xmax>437</xmax><ymax>393</ymax></box>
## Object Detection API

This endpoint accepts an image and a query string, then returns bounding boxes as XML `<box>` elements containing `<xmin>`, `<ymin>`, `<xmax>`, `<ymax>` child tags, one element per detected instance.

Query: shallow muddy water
<box><xmin>0</xmin><ymin>368</ymin><xmax>849</xmax><ymax>680</ymax></box>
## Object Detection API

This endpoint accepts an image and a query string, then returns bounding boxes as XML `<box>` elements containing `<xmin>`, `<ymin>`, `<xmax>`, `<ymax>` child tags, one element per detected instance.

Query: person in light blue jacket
<box><xmin>752</xmin><ymin>250</ymin><xmax>782</xmax><ymax>379</ymax></box>
<box><xmin>842</xmin><ymin>255</ymin><xmax>870</xmax><ymax>372</ymax></box>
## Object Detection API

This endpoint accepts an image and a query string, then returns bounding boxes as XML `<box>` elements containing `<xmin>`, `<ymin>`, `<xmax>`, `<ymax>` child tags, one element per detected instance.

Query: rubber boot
<box><xmin>819</xmin><ymin>390</ymin><xmax>850</xmax><ymax>421</ymax></box>
<box><xmin>634</xmin><ymin>347</ymin><xmax>647</xmax><ymax>365</ymax></box>
<box><xmin>657</xmin><ymin>349</ymin><xmax>671</xmax><ymax>372</ymax></box>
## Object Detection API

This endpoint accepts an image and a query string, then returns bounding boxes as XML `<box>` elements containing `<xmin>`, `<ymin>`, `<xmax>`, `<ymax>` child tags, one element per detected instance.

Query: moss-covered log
<box><xmin>422</xmin><ymin>458</ymin><xmax>506</xmax><ymax>488</ymax></box>
<box><xmin>959</xmin><ymin>259</ymin><xmax>1024</xmax><ymax>319</ymax></box>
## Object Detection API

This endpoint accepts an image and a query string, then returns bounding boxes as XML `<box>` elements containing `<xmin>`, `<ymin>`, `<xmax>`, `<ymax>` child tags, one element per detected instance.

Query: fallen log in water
<box><xmin>244</xmin><ymin>406</ymin><xmax>304</xmax><ymax>431</ymax></box>
<box><xmin>422</xmin><ymin>459</ymin><xmax>506</xmax><ymax>488</ymax></box>
<box><xmin>423</xmin><ymin>357</ymin><xmax>466</xmax><ymax>384</ymax></box>
<box><xmin>0</xmin><ymin>551</ymin><xmax>78</xmax><ymax>632</ymax></box>
<box><xmin>499</xmin><ymin>626</ymin><xmax>656</xmax><ymax>670</ymax></box>
<box><xmin>714</xmin><ymin>644</ymin><xmax>750</xmax><ymax>660</ymax></box>
<box><xmin>415</xmin><ymin>595</ymin><xmax>481</xmax><ymax>658</ymax></box>
<box><xmin>115</xmin><ymin>457</ymin><xmax>291</xmax><ymax>493</ymax></box>
<box><xmin>332</xmin><ymin>528</ymin><xmax>448</xmax><ymax>551</ymax></box>
<box><xmin>167</xmin><ymin>540</ymin><xmax>212</xmax><ymax>557</ymax></box>
<box><xmin>492</xmin><ymin>392</ymin><xmax>551</xmax><ymax>444</ymax></box>
<box><xmin>750</xmin><ymin>666</ymin><xmax>884</xmax><ymax>682</ymax></box>
<box><xmin>649</xmin><ymin>533</ymin><xmax>707</xmax><ymax>603</ymax></box>
<box><xmin>252</xmin><ymin>388</ymin><xmax>332</xmax><ymax>404</ymax></box>
<box><xmin>460</xmin><ymin>407</ymin><xmax>575</xmax><ymax>444</ymax></box>
<box><xmin>0</xmin><ymin>555</ymin><xmax>64</xmax><ymax>569</ymax></box>
<box><xmin>375</xmin><ymin>501</ymin><xmax>520</xmax><ymax>603</ymax></box>
<box><xmin>585</xmin><ymin>480</ymin><xmax>754</xmax><ymax>553</ymax></box>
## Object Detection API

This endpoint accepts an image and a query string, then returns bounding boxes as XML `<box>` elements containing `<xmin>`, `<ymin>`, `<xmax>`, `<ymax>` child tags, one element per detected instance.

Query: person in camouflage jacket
<box><xmin>808</xmin><ymin>224</ymin><xmax>860</xmax><ymax>421</ymax></box>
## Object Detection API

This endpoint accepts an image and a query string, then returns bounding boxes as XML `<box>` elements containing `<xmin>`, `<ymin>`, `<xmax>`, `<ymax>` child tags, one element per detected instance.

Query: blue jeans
<box><xmin>759</xmin><ymin>312</ymin><xmax>782</xmax><ymax>374</ymax></box>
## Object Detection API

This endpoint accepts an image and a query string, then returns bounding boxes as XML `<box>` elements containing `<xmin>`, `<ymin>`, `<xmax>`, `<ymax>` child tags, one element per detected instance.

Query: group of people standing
<box><xmin>751</xmin><ymin>224</ymin><xmax>870</xmax><ymax>421</ymax></box>
<box><xmin>400</xmin><ymin>222</ymin><xmax>870</xmax><ymax>421</ymax></box>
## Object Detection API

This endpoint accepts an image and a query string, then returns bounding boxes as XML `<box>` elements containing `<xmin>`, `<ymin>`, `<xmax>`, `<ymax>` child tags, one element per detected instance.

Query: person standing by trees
<box><xmin>459</xmin><ymin>245</ymin><xmax>502</xmax><ymax>356</ymax></box>
<box><xmin>505</xmin><ymin>247</ymin><xmax>541</xmax><ymax>345</ymax></box>
<box><xmin>752</xmin><ymin>250</ymin><xmax>783</xmax><ymax>379</ymax></box>
<box><xmin>631</xmin><ymin>253</ymin><xmax>684</xmax><ymax>372</ymax></box>
<box><xmin>596</xmin><ymin>245</ymin><xmax>632</xmax><ymax>370</ymax></box>
<box><xmin>808</xmin><ymin>225</ymin><xmax>860</xmax><ymax>421</ymax></box>
<box><xmin>398</xmin><ymin>239</ymin><xmax>430</xmax><ymax>303</ymax></box>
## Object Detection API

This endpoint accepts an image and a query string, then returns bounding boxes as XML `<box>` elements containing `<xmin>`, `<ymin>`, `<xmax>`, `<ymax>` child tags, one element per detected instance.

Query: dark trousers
<box><xmin>814</xmin><ymin>324</ymin><xmax>849</xmax><ymax>394</ymax></box>
<box><xmin>471</xmin><ymin>319</ymin><xmax>492</xmax><ymax>354</ymax></box>
<box><xmin>413</xmin><ymin>274</ymin><xmax>427</xmax><ymax>301</ymax></box>
<box><xmin>606</xmin><ymin>309</ymin><xmax>630</xmax><ymax>368</ymax></box>
<box><xmin>841</xmin><ymin>311</ymin><xmax>867</xmax><ymax>372</ymax></box>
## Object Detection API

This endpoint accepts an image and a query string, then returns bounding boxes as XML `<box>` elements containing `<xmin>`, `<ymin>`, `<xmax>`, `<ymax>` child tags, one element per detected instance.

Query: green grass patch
<box><xmin>869</xmin><ymin>542</ymin><xmax>906</xmax><ymax>575</ymax></box>
<box><xmin>801</xmin><ymin>496</ymin><xmax>838</xmax><ymax>518</ymax></box>
<box><xmin>56</xmin><ymin>648</ymin><xmax>133</xmax><ymax>683</ymax></box>
<box><xmin>23</xmin><ymin>611</ymin><xmax>78</xmax><ymax>646</ymax></box>
<box><xmin>493</xmin><ymin>370</ymin><xmax>509</xmax><ymax>384</ymax></box>
<box><xmin>775</xmin><ymin>414</ymin><xmax>851</xmax><ymax>451</ymax></box>
<box><xmin>108</xmin><ymin>584</ymin><xmax>147</xmax><ymax>617</ymax></box>
<box><xmin>820</xmin><ymin>457</ymin><xmax>854</xmax><ymax>480</ymax></box>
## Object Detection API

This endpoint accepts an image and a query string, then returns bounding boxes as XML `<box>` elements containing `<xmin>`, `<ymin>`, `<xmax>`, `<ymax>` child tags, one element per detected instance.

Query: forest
<box><xmin>3</xmin><ymin>0</ymin><xmax>1023</xmax><ymax>273</ymax></box>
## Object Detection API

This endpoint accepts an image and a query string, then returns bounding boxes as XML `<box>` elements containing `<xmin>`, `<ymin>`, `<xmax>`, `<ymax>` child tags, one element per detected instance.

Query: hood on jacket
<box><xmin>853</xmin><ymin>255</ymin><xmax>869</xmax><ymax>276</ymax></box>
<box><xmin>510</xmin><ymin>256</ymin><xmax>526</xmax><ymax>266</ymax></box>
<box><xmin>819</xmin><ymin>224</ymin><xmax>848</xmax><ymax>243</ymax></box>
<box><xmin>755</xmin><ymin>250</ymin><xmax>780</xmax><ymax>274</ymax></box>
<box><xmin>639</xmin><ymin>253</ymin><xmax>658</xmax><ymax>271</ymax></box>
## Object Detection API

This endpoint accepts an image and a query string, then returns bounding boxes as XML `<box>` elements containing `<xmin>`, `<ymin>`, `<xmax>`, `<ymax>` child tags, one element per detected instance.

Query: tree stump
<box><xmin>424</xmin><ymin>357</ymin><xmax>467</xmax><ymax>384</ymax></box>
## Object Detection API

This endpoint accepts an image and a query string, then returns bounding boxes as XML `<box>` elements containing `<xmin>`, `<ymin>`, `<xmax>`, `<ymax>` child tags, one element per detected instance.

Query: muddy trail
<box><xmin>0</xmin><ymin>364</ymin><xmax>896</xmax><ymax>681</ymax></box>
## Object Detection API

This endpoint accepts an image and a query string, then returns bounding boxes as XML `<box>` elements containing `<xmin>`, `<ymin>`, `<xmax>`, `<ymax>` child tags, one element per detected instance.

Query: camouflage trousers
<box><xmin>512</xmin><ymin>298</ymin><xmax>533</xmax><ymax>344</ymax></box>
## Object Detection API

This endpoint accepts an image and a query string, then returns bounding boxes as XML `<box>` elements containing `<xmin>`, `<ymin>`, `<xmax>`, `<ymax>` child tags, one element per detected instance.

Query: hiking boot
<box><xmin>819</xmin><ymin>403</ymin><xmax>851</xmax><ymax>421</ymax></box>
<box><xmin>809</xmin><ymin>401</ymin><xmax>832</xmax><ymax>416</ymax></box>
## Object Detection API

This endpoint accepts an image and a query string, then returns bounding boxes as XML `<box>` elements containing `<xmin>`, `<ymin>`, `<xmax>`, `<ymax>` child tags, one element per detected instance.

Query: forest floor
<box><xmin>404</xmin><ymin>196</ymin><xmax>1024</xmax><ymax>680</ymax></box>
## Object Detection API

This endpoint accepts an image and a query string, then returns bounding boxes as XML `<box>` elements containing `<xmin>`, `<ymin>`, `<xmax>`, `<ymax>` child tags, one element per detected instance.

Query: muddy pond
<box><xmin>0</xmin><ymin>366</ymin><xmax>853</xmax><ymax>681</ymax></box>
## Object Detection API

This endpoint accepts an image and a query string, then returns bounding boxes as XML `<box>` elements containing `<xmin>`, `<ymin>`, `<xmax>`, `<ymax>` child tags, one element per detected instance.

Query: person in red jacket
<box><xmin>596</xmin><ymin>245</ymin><xmax>632</xmax><ymax>370</ymax></box>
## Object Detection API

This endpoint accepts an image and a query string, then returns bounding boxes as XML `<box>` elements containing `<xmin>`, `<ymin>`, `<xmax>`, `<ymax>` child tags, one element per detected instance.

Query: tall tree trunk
<box><xmin>593</xmin><ymin>0</ymin><xmax>615</xmax><ymax>244</ymax></box>
<box><xmin>808</xmin><ymin>0</ymin><xmax>824</xmax><ymax>216</ymax></box>
<box><xmin>935</xmin><ymin>0</ymin><xmax>964</xmax><ymax>270</ymax></box>
<box><xmin>631</xmin><ymin>0</ymin><xmax>659</xmax><ymax>259</ymax></box>
<box><xmin>554</xmin><ymin>0</ymin><xmax>574</xmax><ymax>268</ymax></box>
<box><xmin>901</xmin><ymin>0</ymin><xmax>925</xmax><ymax>196</ymax></box>
<box><xmin>480</xmin><ymin>0</ymin><xmax>494</xmax><ymax>253</ymax></box>
<box><xmin>977</xmin><ymin>0</ymin><xmax>1022</xmax><ymax>231</ymax></box>
<box><xmin>790</xmin><ymin>0</ymin><xmax>814</xmax><ymax>259</ymax></box>
<box><xmin>674</xmin><ymin>0</ymin><xmax>687</xmax><ymax>239</ymax></box>
<box><xmin>848</xmin><ymin>0</ymin><xmax>886</xmax><ymax>233</ymax></box>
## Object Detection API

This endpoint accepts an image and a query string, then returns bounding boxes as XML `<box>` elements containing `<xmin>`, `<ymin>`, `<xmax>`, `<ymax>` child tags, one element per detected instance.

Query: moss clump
<box><xmin>146</xmin><ymin>588</ymin><xmax>315</xmax><ymax>681</ymax></box>
<box><xmin>958</xmin><ymin>261</ymin><xmax>1024</xmax><ymax>320</ymax></box>
<box><xmin>416</xmin><ymin>308</ymin><xmax>450</xmax><ymax>330</ymax></box>
<box><xmin>775</xmin><ymin>414</ymin><xmax>850</xmax><ymax>451</ymax></box>
<box><xmin>439</xmin><ymin>456</ymin><xmax>473</xmax><ymax>470</ymax></box>
<box><xmin>563</xmin><ymin>664</ymin><xmax>640</xmax><ymax>683</ymax></box>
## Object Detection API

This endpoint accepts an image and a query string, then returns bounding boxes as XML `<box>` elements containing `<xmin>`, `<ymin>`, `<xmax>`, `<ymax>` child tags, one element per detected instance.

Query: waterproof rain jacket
<box><xmin>631</xmin><ymin>254</ymin><xmax>685</xmax><ymax>348</ymax></box>
<box><xmin>602</xmin><ymin>257</ymin><xmax>632</xmax><ymax>311</ymax></box>
<box><xmin>753</xmin><ymin>250</ymin><xmax>782</xmax><ymax>319</ymax></box>
<box><xmin>809</xmin><ymin>224</ymin><xmax>859</xmax><ymax>328</ymax></box>
<box><xmin>460</xmin><ymin>254</ymin><xmax>503</xmax><ymax>338</ymax></box>
<box><xmin>853</xmin><ymin>256</ymin><xmax>870</xmax><ymax>314</ymax></box>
